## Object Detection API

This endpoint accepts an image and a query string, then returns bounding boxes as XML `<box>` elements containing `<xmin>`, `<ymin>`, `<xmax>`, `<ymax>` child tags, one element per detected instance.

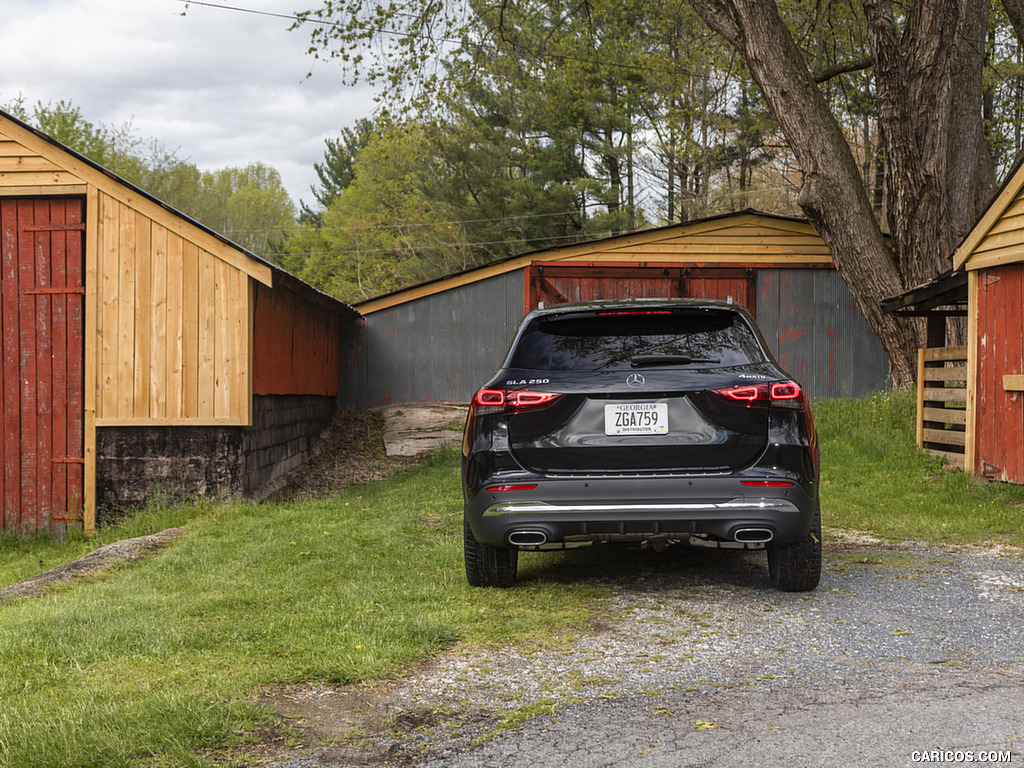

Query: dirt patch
<box><xmin>251</xmin><ymin>677</ymin><xmax>499</xmax><ymax>767</ymax></box>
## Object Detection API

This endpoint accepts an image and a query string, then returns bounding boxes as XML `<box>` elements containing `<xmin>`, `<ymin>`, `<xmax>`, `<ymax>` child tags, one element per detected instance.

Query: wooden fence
<box><xmin>916</xmin><ymin>346</ymin><xmax>968</xmax><ymax>469</ymax></box>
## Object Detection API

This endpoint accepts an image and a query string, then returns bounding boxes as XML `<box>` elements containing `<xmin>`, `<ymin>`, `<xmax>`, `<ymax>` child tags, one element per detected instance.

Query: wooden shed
<box><xmin>0</xmin><ymin>109</ymin><xmax>359</xmax><ymax>535</ymax></box>
<box><xmin>344</xmin><ymin>211</ymin><xmax>890</xmax><ymax>408</ymax></box>
<box><xmin>941</xmin><ymin>157</ymin><xmax>1024</xmax><ymax>482</ymax></box>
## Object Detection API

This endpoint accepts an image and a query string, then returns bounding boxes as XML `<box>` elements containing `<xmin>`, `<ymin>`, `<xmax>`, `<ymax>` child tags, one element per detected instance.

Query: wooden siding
<box><xmin>93</xmin><ymin>191</ymin><xmax>251</xmax><ymax>425</ymax></box>
<box><xmin>0</xmin><ymin>135</ymin><xmax>86</xmax><ymax>196</ymax></box>
<box><xmin>1</xmin><ymin>198</ymin><xmax>85</xmax><ymax>534</ymax></box>
<box><xmin>252</xmin><ymin>281</ymin><xmax>342</xmax><ymax>396</ymax></box>
<box><xmin>358</xmin><ymin>213</ymin><xmax>832</xmax><ymax>315</ymax></box>
<box><xmin>956</xmin><ymin>161</ymin><xmax>1024</xmax><ymax>271</ymax></box>
<box><xmin>915</xmin><ymin>347</ymin><xmax>968</xmax><ymax>470</ymax></box>
<box><xmin>973</xmin><ymin>264</ymin><xmax>1024</xmax><ymax>482</ymax></box>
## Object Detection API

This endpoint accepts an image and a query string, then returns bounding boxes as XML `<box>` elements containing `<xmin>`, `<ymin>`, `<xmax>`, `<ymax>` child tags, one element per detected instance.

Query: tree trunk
<box><xmin>691</xmin><ymin>0</ymin><xmax>920</xmax><ymax>387</ymax></box>
<box><xmin>864</xmin><ymin>0</ymin><xmax>966</xmax><ymax>288</ymax></box>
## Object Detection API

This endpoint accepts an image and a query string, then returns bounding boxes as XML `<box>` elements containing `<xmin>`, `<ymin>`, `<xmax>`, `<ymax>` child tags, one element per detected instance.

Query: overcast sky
<box><xmin>0</xmin><ymin>0</ymin><xmax>378</xmax><ymax>211</ymax></box>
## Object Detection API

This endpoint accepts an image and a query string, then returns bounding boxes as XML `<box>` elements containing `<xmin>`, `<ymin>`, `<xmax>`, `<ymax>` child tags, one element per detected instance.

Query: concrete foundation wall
<box><xmin>95</xmin><ymin>427</ymin><xmax>244</xmax><ymax>523</ymax></box>
<box><xmin>95</xmin><ymin>395</ymin><xmax>335</xmax><ymax>522</ymax></box>
<box><xmin>242</xmin><ymin>395</ymin><xmax>336</xmax><ymax>495</ymax></box>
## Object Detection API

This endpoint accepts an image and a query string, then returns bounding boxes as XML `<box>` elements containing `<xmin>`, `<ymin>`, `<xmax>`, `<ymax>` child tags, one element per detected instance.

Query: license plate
<box><xmin>604</xmin><ymin>403</ymin><xmax>668</xmax><ymax>435</ymax></box>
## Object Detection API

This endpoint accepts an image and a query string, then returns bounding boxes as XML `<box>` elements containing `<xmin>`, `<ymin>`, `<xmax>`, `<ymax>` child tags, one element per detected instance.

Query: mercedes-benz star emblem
<box><xmin>626</xmin><ymin>373</ymin><xmax>645</xmax><ymax>388</ymax></box>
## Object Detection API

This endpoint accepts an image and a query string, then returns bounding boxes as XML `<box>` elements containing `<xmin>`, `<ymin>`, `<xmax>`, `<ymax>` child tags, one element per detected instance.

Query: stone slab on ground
<box><xmin>373</xmin><ymin>403</ymin><xmax>467</xmax><ymax>457</ymax></box>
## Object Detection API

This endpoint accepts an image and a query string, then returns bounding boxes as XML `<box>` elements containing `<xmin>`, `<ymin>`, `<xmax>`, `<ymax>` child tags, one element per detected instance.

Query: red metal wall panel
<box><xmin>0</xmin><ymin>198</ymin><xmax>85</xmax><ymax>534</ymax></box>
<box><xmin>975</xmin><ymin>264</ymin><xmax>1024</xmax><ymax>483</ymax></box>
<box><xmin>252</xmin><ymin>280</ymin><xmax>342</xmax><ymax>396</ymax></box>
<box><xmin>528</xmin><ymin>266</ymin><xmax>754</xmax><ymax>313</ymax></box>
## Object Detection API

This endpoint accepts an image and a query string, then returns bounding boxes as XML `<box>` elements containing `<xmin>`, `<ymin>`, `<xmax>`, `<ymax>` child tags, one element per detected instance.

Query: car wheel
<box><xmin>464</xmin><ymin>515</ymin><xmax>518</xmax><ymax>588</ymax></box>
<box><xmin>767</xmin><ymin>502</ymin><xmax>822</xmax><ymax>592</ymax></box>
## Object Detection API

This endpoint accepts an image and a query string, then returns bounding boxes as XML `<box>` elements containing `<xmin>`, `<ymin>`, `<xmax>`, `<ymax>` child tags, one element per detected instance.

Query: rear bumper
<box><xmin>466</xmin><ymin>474</ymin><xmax>816</xmax><ymax>548</ymax></box>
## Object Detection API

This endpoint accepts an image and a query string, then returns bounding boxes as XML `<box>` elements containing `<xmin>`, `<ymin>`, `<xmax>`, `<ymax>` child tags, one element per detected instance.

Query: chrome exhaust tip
<box><xmin>733</xmin><ymin>527</ymin><xmax>775</xmax><ymax>543</ymax></box>
<box><xmin>508</xmin><ymin>530</ymin><xmax>548</xmax><ymax>546</ymax></box>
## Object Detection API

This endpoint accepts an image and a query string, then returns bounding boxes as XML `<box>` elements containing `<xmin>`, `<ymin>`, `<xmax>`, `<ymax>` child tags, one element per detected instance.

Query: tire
<box><xmin>464</xmin><ymin>515</ymin><xmax>518</xmax><ymax>588</ymax></box>
<box><xmin>767</xmin><ymin>503</ymin><xmax>822</xmax><ymax>592</ymax></box>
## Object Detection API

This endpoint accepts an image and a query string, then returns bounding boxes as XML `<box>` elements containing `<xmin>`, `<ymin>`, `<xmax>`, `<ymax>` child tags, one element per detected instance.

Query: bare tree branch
<box><xmin>813</xmin><ymin>55</ymin><xmax>872</xmax><ymax>83</ymax></box>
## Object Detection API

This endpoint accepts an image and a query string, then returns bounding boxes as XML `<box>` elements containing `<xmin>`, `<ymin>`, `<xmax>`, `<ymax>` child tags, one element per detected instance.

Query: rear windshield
<box><xmin>507</xmin><ymin>310</ymin><xmax>766</xmax><ymax>372</ymax></box>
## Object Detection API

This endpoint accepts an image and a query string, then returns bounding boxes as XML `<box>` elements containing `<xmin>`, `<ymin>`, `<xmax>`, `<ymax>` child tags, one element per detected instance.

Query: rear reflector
<box><xmin>740</xmin><ymin>480</ymin><xmax>796</xmax><ymax>488</ymax></box>
<box><xmin>486</xmin><ymin>484</ymin><xmax>538</xmax><ymax>492</ymax></box>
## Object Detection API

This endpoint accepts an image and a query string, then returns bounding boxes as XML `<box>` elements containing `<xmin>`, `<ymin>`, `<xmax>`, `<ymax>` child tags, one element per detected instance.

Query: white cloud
<box><xmin>0</xmin><ymin>0</ymin><xmax>378</xmax><ymax>209</ymax></box>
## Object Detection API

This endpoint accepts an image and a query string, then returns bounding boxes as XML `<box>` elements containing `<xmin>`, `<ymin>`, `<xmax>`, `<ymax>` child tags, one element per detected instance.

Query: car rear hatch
<box><xmin>499</xmin><ymin>306</ymin><xmax>782</xmax><ymax>474</ymax></box>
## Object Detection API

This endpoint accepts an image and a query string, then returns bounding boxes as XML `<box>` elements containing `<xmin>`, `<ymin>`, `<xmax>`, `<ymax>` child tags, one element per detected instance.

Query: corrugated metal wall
<box><xmin>346</xmin><ymin>270</ymin><xmax>525</xmax><ymax>408</ymax></box>
<box><xmin>757</xmin><ymin>269</ymin><xmax>889</xmax><ymax>399</ymax></box>
<box><xmin>343</xmin><ymin>266</ymin><xmax>889</xmax><ymax>408</ymax></box>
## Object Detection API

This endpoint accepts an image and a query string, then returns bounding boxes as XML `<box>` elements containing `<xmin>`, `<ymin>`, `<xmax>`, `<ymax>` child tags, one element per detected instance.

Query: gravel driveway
<box><xmin>258</xmin><ymin>536</ymin><xmax>1024</xmax><ymax>768</ymax></box>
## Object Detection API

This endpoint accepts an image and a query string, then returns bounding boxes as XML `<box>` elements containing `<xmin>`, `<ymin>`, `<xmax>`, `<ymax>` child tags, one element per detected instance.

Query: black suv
<box><xmin>461</xmin><ymin>299</ymin><xmax>821</xmax><ymax>591</ymax></box>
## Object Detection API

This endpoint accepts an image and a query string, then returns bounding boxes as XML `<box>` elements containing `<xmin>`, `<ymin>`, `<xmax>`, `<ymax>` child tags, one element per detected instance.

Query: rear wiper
<box><xmin>630</xmin><ymin>354</ymin><xmax>719</xmax><ymax>367</ymax></box>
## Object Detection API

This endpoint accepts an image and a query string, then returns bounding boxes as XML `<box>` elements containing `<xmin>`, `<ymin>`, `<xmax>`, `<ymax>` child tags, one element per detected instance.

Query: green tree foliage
<box><xmin>294</xmin><ymin>0</ymin><xmax>1024</xmax><ymax>382</ymax></box>
<box><xmin>283</xmin><ymin>124</ymin><xmax>471</xmax><ymax>302</ymax></box>
<box><xmin>299</xmin><ymin>117</ymin><xmax>376</xmax><ymax>225</ymax></box>
<box><xmin>294</xmin><ymin>0</ymin><xmax>788</xmax><ymax>231</ymax></box>
<box><xmin>185</xmin><ymin>163</ymin><xmax>297</xmax><ymax>258</ymax></box>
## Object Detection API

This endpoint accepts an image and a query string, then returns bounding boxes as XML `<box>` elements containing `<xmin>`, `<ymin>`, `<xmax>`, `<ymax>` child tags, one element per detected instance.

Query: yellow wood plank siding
<box><xmin>358</xmin><ymin>216</ymin><xmax>833</xmax><ymax>314</ymax></box>
<box><xmin>0</xmin><ymin>138</ymin><xmax>86</xmax><ymax>194</ymax></box>
<box><xmin>93</xmin><ymin>192</ymin><xmax>252</xmax><ymax>425</ymax></box>
<box><xmin>955</xmin><ymin>160</ymin><xmax>1024</xmax><ymax>271</ymax></box>
<box><xmin>0</xmin><ymin>123</ymin><xmax>272</xmax><ymax>285</ymax></box>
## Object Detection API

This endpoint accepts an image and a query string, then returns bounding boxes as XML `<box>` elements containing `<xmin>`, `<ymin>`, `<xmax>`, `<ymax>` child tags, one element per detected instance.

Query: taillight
<box><xmin>474</xmin><ymin>388</ymin><xmax>506</xmax><ymax>407</ymax></box>
<box><xmin>472</xmin><ymin>388</ymin><xmax>562</xmax><ymax>413</ymax></box>
<box><xmin>713</xmin><ymin>381</ymin><xmax>806</xmax><ymax>410</ymax></box>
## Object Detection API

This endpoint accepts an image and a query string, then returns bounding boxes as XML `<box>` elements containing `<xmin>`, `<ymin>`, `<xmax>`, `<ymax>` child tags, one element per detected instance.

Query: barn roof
<box><xmin>355</xmin><ymin>209</ymin><xmax>830</xmax><ymax>314</ymax></box>
<box><xmin>0</xmin><ymin>108</ymin><xmax>358</xmax><ymax>320</ymax></box>
<box><xmin>953</xmin><ymin>150</ymin><xmax>1024</xmax><ymax>272</ymax></box>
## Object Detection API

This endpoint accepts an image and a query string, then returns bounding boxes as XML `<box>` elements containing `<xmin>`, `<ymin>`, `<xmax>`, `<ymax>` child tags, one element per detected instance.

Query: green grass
<box><xmin>0</xmin><ymin>497</ymin><xmax>214</xmax><ymax>591</ymax></box>
<box><xmin>816</xmin><ymin>390</ymin><xmax>1024</xmax><ymax>546</ymax></box>
<box><xmin>2</xmin><ymin>393</ymin><xmax>1023</xmax><ymax>766</ymax></box>
<box><xmin>0</xmin><ymin>450</ymin><xmax>598</xmax><ymax>767</ymax></box>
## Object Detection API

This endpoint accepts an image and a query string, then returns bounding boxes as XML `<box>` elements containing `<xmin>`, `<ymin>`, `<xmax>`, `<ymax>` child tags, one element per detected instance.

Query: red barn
<box><xmin>0</xmin><ymin>109</ymin><xmax>359</xmax><ymax>535</ymax></box>
<box><xmin>952</xmin><ymin>158</ymin><xmax>1024</xmax><ymax>482</ymax></box>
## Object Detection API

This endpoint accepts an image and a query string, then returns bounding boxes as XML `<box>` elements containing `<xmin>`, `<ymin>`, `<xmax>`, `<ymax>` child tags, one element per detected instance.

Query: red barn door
<box><xmin>528</xmin><ymin>265</ymin><xmax>755</xmax><ymax>315</ymax></box>
<box><xmin>1</xmin><ymin>198</ymin><xmax>85</xmax><ymax>534</ymax></box>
